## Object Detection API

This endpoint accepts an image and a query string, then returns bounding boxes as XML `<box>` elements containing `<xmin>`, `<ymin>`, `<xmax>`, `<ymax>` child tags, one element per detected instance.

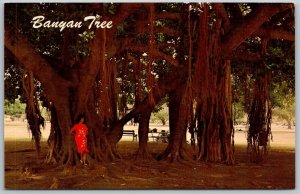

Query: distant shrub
<box><xmin>4</xmin><ymin>99</ymin><xmax>26</xmax><ymax>116</ymax></box>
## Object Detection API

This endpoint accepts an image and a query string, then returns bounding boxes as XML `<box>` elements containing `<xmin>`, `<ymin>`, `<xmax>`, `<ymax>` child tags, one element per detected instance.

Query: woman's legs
<box><xmin>83</xmin><ymin>152</ymin><xmax>87</xmax><ymax>164</ymax></box>
<box><xmin>80</xmin><ymin>152</ymin><xmax>83</xmax><ymax>163</ymax></box>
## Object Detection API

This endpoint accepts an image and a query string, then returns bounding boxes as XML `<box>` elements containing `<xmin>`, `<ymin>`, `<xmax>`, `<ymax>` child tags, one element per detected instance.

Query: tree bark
<box><xmin>135</xmin><ymin>111</ymin><xmax>152</xmax><ymax>160</ymax></box>
<box><xmin>157</xmin><ymin>83</ymin><xmax>191</xmax><ymax>163</ymax></box>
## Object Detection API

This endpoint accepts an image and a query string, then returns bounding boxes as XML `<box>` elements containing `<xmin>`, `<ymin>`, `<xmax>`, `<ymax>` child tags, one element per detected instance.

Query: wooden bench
<box><xmin>123</xmin><ymin>130</ymin><xmax>138</xmax><ymax>141</ymax></box>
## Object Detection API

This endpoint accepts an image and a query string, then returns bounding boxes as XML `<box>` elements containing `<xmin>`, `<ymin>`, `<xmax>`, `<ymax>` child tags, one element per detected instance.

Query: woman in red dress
<box><xmin>70</xmin><ymin>114</ymin><xmax>89</xmax><ymax>165</ymax></box>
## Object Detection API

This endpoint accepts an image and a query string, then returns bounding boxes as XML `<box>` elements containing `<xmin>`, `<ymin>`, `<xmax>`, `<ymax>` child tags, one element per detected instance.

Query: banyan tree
<box><xmin>4</xmin><ymin>3</ymin><xmax>294</xmax><ymax>165</ymax></box>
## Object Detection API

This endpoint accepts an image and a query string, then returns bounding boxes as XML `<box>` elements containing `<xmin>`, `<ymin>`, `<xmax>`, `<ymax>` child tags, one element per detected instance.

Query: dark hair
<box><xmin>76</xmin><ymin>114</ymin><xmax>85</xmax><ymax>123</ymax></box>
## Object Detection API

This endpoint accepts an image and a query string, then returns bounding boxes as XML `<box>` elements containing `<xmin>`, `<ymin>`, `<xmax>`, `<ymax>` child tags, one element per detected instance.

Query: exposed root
<box><xmin>157</xmin><ymin>144</ymin><xmax>196</xmax><ymax>167</ymax></box>
<box><xmin>156</xmin><ymin>144</ymin><xmax>172</xmax><ymax>161</ymax></box>
<box><xmin>44</xmin><ymin>139</ymin><xmax>122</xmax><ymax>167</ymax></box>
<box><xmin>45</xmin><ymin>149</ymin><xmax>58</xmax><ymax>165</ymax></box>
<box><xmin>134</xmin><ymin>147</ymin><xmax>154</xmax><ymax>161</ymax></box>
<box><xmin>54</xmin><ymin>148</ymin><xmax>81</xmax><ymax>166</ymax></box>
<box><xmin>158</xmin><ymin>143</ymin><xmax>200</xmax><ymax>168</ymax></box>
<box><xmin>92</xmin><ymin>145</ymin><xmax>107</xmax><ymax>163</ymax></box>
<box><xmin>45</xmin><ymin>137</ymin><xmax>59</xmax><ymax>164</ymax></box>
<box><xmin>110</xmin><ymin>145</ymin><xmax>122</xmax><ymax>160</ymax></box>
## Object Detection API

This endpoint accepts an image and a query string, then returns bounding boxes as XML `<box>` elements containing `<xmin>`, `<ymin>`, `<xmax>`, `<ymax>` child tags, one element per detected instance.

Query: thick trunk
<box><xmin>135</xmin><ymin>111</ymin><xmax>152</xmax><ymax>160</ymax></box>
<box><xmin>158</xmin><ymin>83</ymin><xmax>192</xmax><ymax>163</ymax></box>
<box><xmin>53</xmin><ymin>101</ymin><xmax>80</xmax><ymax>165</ymax></box>
<box><xmin>72</xmin><ymin>30</ymin><xmax>106</xmax><ymax>118</ymax></box>
<box><xmin>193</xmin><ymin>10</ymin><xmax>234</xmax><ymax>164</ymax></box>
<box><xmin>109</xmin><ymin>61</ymin><xmax>119</xmax><ymax>122</ymax></box>
<box><xmin>7</xmin><ymin>26</ymin><xmax>116</xmax><ymax>165</ymax></box>
<box><xmin>196</xmin><ymin>62</ymin><xmax>234</xmax><ymax>164</ymax></box>
<box><xmin>168</xmin><ymin>88</ymin><xmax>180</xmax><ymax>135</ymax></box>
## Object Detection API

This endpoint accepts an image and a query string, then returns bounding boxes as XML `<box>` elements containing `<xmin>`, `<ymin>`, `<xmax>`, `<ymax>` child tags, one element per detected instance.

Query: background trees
<box><xmin>4</xmin><ymin>3</ymin><xmax>294</xmax><ymax>165</ymax></box>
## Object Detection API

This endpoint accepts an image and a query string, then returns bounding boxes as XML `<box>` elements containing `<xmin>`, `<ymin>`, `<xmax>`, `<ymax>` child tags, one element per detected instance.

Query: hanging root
<box><xmin>45</xmin><ymin>107</ymin><xmax>61</xmax><ymax>165</ymax></box>
<box><xmin>22</xmin><ymin>71</ymin><xmax>43</xmax><ymax>155</ymax></box>
<box><xmin>247</xmin><ymin>71</ymin><xmax>271</xmax><ymax>163</ymax></box>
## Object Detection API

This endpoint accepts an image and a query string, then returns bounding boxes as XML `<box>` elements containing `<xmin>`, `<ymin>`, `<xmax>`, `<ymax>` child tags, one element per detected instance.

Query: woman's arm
<box><xmin>69</xmin><ymin>125</ymin><xmax>76</xmax><ymax>135</ymax></box>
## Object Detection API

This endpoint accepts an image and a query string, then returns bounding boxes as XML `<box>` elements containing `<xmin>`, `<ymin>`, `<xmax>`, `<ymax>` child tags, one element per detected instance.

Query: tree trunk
<box><xmin>194</xmin><ymin>9</ymin><xmax>235</xmax><ymax>164</ymax></box>
<box><xmin>135</xmin><ymin>111</ymin><xmax>152</xmax><ymax>160</ymax></box>
<box><xmin>157</xmin><ymin>83</ymin><xmax>192</xmax><ymax>163</ymax></box>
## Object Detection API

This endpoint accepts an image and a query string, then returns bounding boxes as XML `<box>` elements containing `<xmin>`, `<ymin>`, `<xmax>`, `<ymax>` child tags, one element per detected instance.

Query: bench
<box><xmin>157</xmin><ymin>130</ymin><xmax>169</xmax><ymax>143</ymax></box>
<box><xmin>148</xmin><ymin>132</ymin><xmax>160</xmax><ymax>142</ymax></box>
<box><xmin>123</xmin><ymin>130</ymin><xmax>138</xmax><ymax>141</ymax></box>
<box><xmin>148</xmin><ymin>130</ymin><xmax>169</xmax><ymax>143</ymax></box>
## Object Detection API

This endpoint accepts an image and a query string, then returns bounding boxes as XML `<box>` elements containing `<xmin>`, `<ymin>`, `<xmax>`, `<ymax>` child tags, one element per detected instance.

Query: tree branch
<box><xmin>221</xmin><ymin>3</ymin><xmax>293</xmax><ymax>58</ymax></box>
<box><xmin>227</xmin><ymin>52</ymin><xmax>262</xmax><ymax>61</ymax></box>
<box><xmin>4</xmin><ymin>25</ymin><xmax>72</xmax><ymax>102</ymax></box>
<box><xmin>254</xmin><ymin>27</ymin><xmax>294</xmax><ymax>41</ymax></box>
<box><xmin>155</xmin><ymin>12</ymin><xmax>181</xmax><ymax>21</ymax></box>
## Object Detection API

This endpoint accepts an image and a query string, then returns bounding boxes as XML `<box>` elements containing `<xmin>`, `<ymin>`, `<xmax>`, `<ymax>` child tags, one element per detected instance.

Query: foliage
<box><xmin>267</xmin><ymin>40</ymin><xmax>295</xmax><ymax>94</ymax></box>
<box><xmin>4</xmin><ymin>98</ymin><xmax>26</xmax><ymax>116</ymax></box>
<box><xmin>4</xmin><ymin>56</ymin><xmax>24</xmax><ymax>103</ymax></box>
<box><xmin>151</xmin><ymin>104</ymin><xmax>168</xmax><ymax>125</ymax></box>
<box><xmin>233</xmin><ymin>102</ymin><xmax>246</xmax><ymax>125</ymax></box>
<box><xmin>271</xmin><ymin>81</ymin><xmax>295</xmax><ymax>128</ymax></box>
<box><xmin>231</xmin><ymin>39</ymin><xmax>295</xmax><ymax>127</ymax></box>
<box><xmin>75</xmin><ymin>31</ymin><xmax>95</xmax><ymax>57</ymax></box>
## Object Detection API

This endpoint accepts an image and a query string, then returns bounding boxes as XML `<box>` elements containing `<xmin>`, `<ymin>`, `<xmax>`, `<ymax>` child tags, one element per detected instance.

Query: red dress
<box><xmin>70</xmin><ymin>124</ymin><xmax>89</xmax><ymax>153</ymax></box>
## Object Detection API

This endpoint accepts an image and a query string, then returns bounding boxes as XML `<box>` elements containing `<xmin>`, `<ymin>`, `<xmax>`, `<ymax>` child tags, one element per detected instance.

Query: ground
<box><xmin>4</xmin><ymin>120</ymin><xmax>295</xmax><ymax>189</ymax></box>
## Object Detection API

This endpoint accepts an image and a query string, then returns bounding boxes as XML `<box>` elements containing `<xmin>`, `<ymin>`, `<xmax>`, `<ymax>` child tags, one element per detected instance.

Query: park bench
<box><xmin>148</xmin><ymin>132</ymin><xmax>160</xmax><ymax>142</ymax></box>
<box><xmin>123</xmin><ymin>130</ymin><xmax>138</xmax><ymax>141</ymax></box>
<box><xmin>158</xmin><ymin>130</ymin><xmax>169</xmax><ymax>143</ymax></box>
<box><xmin>148</xmin><ymin>129</ymin><xmax>169</xmax><ymax>143</ymax></box>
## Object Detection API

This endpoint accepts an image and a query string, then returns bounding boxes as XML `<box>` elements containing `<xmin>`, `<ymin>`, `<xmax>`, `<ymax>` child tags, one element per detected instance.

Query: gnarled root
<box><xmin>134</xmin><ymin>147</ymin><xmax>154</xmax><ymax>161</ymax></box>
<box><xmin>157</xmin><ymin>144</ymin><xmax>195</xmax><ymax>166</ymax></box>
